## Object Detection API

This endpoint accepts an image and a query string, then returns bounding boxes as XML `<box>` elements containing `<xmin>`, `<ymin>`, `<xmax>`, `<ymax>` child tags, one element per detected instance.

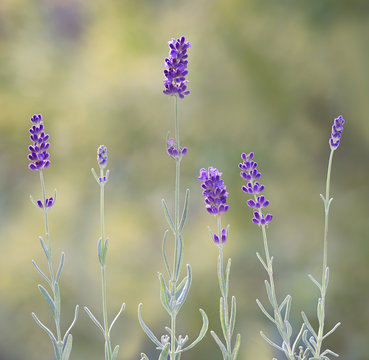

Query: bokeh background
<box><xmin>0</xmin><ymin>0</ymin><xmax>368</xmax><ymax>359</ymax></box>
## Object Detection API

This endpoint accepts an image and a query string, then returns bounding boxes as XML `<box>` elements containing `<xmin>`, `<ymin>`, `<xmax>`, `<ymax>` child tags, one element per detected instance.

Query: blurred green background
<box><xmin>0</xmin><ymin>0</ymin><xmax>368</xmax><ymax>359</ymax></box>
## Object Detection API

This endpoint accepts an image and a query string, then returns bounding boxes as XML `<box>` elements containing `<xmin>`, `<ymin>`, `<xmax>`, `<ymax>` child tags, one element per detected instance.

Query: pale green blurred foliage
<box><xmin>0</xmin><ymin>0</ymin><xmax>368</xmax><ymax>359</ymax></box>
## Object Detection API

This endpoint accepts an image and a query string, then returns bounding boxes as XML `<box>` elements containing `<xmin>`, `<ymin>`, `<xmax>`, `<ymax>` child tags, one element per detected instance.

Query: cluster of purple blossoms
<box><xmin>28</xmin><ymin>114</ymin><xmax>50</xmax><ymax>171</ymax></box>
<box><xmin>198</xmin><ymin>167</ymin><xmax>229</xmax><ymax>243</ymax></box>
<box><xmin>239</xmin><ymin>152</ymin><xmax>272</xmax><ymax>226</ymax></box>
<box><xmin>167</xmin><ymin>138</ymin><xmax>187</xmax><ymax>159</ymax></box>
<box><xmin>329</xmin><ymin>115</ymin><xmax>345</xmax><ymax>150</ymax></box>
<box><xmin>163</xmin><ymin>36</ymin><xmax>191</xmax><ymax>99</ymax></box>
<box><xmin>198</xmin><ymin>167</ymin><xmax>229</xmax><ymax>215</ymax></box>
<box><xmin>37</xmin><ymin>197</ymin><xmax>54</xmax><ymax>209</ymax></box>
<box><xmin>97</xmin><ymin>145</ymin><xmax>108</xmax><ymax>168</ymax></box>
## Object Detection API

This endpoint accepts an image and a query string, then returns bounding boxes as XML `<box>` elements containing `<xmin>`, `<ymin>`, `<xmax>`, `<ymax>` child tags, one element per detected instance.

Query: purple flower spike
<box><xmin>27</xmin><ymin>114</ymin><xmax>51</xmax><ymax>171</ymax></box>
<box><xmin>198</xmin><ymin>167</ymin><xmax>229</xmax><ymax>215</ymax></box>
<box><xmin>329</xmin><ymin>115</ymin><xmax>345</xmax><ymax>150</ymax></box>
<box><xmin>240</xmin><ymin>152</ymin><xmax>273</xmax><ymax>226</ymax></box>
<box><xmin>97</xmin><ymin>145</ymin><xmax>108</xmax><ymax>169</ymax></box>
<box><xmin>163</xmin><ymin>36</ymin><xmax>191</xmax><ymax>99</ymax></box>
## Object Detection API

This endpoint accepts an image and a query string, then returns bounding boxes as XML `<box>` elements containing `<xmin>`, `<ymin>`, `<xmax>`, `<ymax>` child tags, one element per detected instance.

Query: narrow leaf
<box><xmin>38</xmin><ymin>284</ymin><xmax>56</xmax><ymax>317</ymax></box>
<box><xmin>231</xmin><ymin>333</ymin><xmax>241</xmax><ymax>360</ymax></box>
<box><xmin>55</xmin><ymin>252</ymin><xmax>65</xmax><ymax>283</ymax></box>
<box><xmin>61</xmin><ymin>334</ymin><xmax>73</xmax><ymax>360</ymax></box>
<box><xmin>175</xmin><ymin>235</ymin><xmax>183</xmax><ymax>282</ymax></box>
<box><xmin>102</xmin><ymin>238</ymin><xmax>109</xmax><ymax>264</ymax></box>
<box><xmin>162</xmin><ymin>230</ymin><xmax>172</xmax><ymax>279</ymax></box>
<box><xmin>138</xmin><ymin>304</ymin><xmax>163</xmax><ymax>349</ymax></box>
<box><xmin>32</xmin><ymin>312</ymin><xmax>60</xmax><ymax>358</ymax></box>
<box><xmin>63</xmin><ymin>305</ymin><xmax>79</xmax><ymax>350</ymax></box>
<box><xmin>84</xmin><ymin>306</ymin><xmax>104</xmax><ymax>335</ymax></box>
<box><xmin>225</xmin><ymin>258</ymin><xmax>231</xmax><ymax>299</ymax></box>
<box><xmin>158</xmin><ymin>343</ymin><xmax>170</xmax><ymax>360</ymax></box>
<box><xmin>175</xmin><ymin>276</ymin><xmax>187</xmax><ymax>299</ymax></box>
<box><xmin>302</xmin><ymin>329</ymin><xmax>315</xmax><ymax>353</ymax></box>
<box><xmin>256</xmin><ymin>299</ymin><xmax>275</xmax><ymax>324</ymax></box>
<box><xmin>292</xmin><ymin>322</ymin><xmax>305</xmax><ymax>354</ymax></box>
<box><xmin>256</xmin><ymin>252</ymin><xmax>268</xmax><ymax>272</ymax></box>
<box><xmin>39</xmin><ymin>236</ymin><xmax>49</xmax><ymax>259</ymax></box>
<box><xmin>264</xmin><ymin>280</ymin><xmax>274</xmax><ymax>306</ymax></box>
<box><xmin>97</xmin><ymin>237</ymin><xmax>103</xmax><ymax>265</ymax></box>
<box><xmin>308</xmin><ymin>274</ymin><xmax>322</xmax><ymax>292</ymax></box>
<box><xmin>217</xmin><ymin>255</ymin><xmax>225</xmax><ymax>297</ymax></box>
<box><xmin>301</xmin><ymin>311</ymin><xmax>318</xmax><ymax>340</ymax></box>
<box><xmin>210</xmin><ymin>331</ymin><xmax>227</xmax><ymax>358</ymax></box>
<box><xmin>179</xmin><ymin>189</ymin><xmax>190</xmax><ymax>232</ymax></box>
<box><xmin>322</xmin><ymin>322</ymin><xmax>341</xmax><ymax>340</ymax></box>
<box><xmin>162</xmin><ymin>199</ymin><xmax>176</xmax><ymax>234</ymax></box>
<box><xmin>229</xmin><ymin>296</ymin><xmax>236</xmax><ymax>339</ymax></box>
<box><xmin>32</xmin><ymin>260</ymin><xmax>51</xmax><ymax>286</ymax></box>
<box><xmin>91</xmin><ymin>168</ymin><xmax>100</xmax><ymax>184</ymax></box>
<box><xmin>109</xmin><ymin>303</ymin><xmax>126</xmax><ymax>336</ymax></box>
<box><xmin>325</xmin><ymin>266</ymin><xmax>329</xmax><ymax>289</ymax></box>
<box><xmin>140</xmin><ymin>354</ymin><xmax>149</xmax><ymax>360</ymax></box>
<box><xmin>260</xmin><ymin>331</ymin><xmax>283</xmax><ymax>351</ymax></box>
<box><xmin>158</xmin><ymin>273</ymin><xmax>171</xmax><ymax>314</ymax></box>
<box><xmin>219</xmin><ymin>297</ymin><xmax>228</xmax><ymax>340</ymax></box>
<box><xmin>284</xmin><ymin>294</ymin><xmax>292</xmax><ymax>322</ymax></box>
<box><xmin>321</xmin><ymin>349</ymin><xmax>339</xmax><ymax>357</ymax></box>
<box><xmin>180</xmin><ymin>309</ymin><xmax>208</xmax><ymax>352</ymax></box>
<box><xmin>284</xmin><ymin>320</ymin><xmax>292</xmax><ymax>340</ymax></box>
<box><xmin>112</xmin><ymin>345</ymin><xmax>120</xmax><ymax>360</ymax></box>
<box><xmin>54</xmin><ymin>283</ymin><xmax>61</xmax><ymax>321</ymax></box>
<box><xmin>175</xmin><ymin>264</ymin><xmax>192</xmax><ymax>309</ymax></box>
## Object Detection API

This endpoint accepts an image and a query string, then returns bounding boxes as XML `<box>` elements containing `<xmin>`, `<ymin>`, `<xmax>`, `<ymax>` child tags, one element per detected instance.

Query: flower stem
<box><xmin>100</xmin><ymin>168</ymin><xmax>111</xmax><ymax>360</ymax></box>
<box><xmin>315</xmin><ymin>149</ymin><xmax>335</xmax><ymax>356</ymax></box>
<box><xmin>39</xmin><ymin>170</ymin><xmax>62</xmax><ymax>358</ymax></box>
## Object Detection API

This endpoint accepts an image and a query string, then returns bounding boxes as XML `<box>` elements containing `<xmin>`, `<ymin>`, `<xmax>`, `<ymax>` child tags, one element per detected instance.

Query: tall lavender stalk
<box><xmin>138</xmin><ymin>36</ymin><xmax>208</xmax><ymax>360</ymax></box>
<box><xmin>198</xmin><ymin>167</ymin><xmax>241</xmax><ymax>360</ymax></box>
<box><xmin>301</xmin><ymin>116</ymin><xmax>344</xmax><ymax>360</ymax></box>
<box><xmin>84</xmin><ymin>145</ymin><xmax>125</xmax><ymax>360</ymax></box>
<box><xmin>239</xmin><ymin>152</ymin><xmax>305</xmax><ymax>360</ymax></box>
<box><xmin>28</xmin><ymin>114</ymin><xmax>79</xmax><ymax>360</ymax></box>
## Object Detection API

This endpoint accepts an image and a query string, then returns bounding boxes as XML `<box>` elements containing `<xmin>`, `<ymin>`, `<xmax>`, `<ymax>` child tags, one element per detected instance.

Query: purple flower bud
<box><xmin>167</xmin><ymin>138</ymin><xmax>187</xmax><ymax>159</ymax></box>
<box><xmin>46</xmin><ymin>197</ymin><xmax>54</xmax><ymax>207</ymax></box>
<box><xmin>37</xmin><ymin>200</ymin><xmax>43</xmax><ymax>208</ymax></box>
<box><xmin>329</xmin><ymin>115</ymin><xmax>345</xmax><ymax>150</ymax></box>
<box><xmin>198</xmin><ymin>167</ymin><xmax>229</xmax><ymax>215</ymax></box>
<box><xmin>97</xmin><ymin>145</ymin><xmax>108</xmax><ymax>168</ymax></box>
<box><xmin>163</xmin><ymin>36</ymin><xmax>191</xmax><ymax>98</ymax></box>
<box><xmin>221</xmin><ymin>228</ymin><xmax>227</xmax><ymax>243</ymax></box>
<box><xmin>27</xmin><ymin>114</ymin><xmax>51</xmax><ymax>171</ymax></box>
<box><xmin>213</xmin><ymin>234</ymin><xmax>220</xmax><ymax>244</ymax></box>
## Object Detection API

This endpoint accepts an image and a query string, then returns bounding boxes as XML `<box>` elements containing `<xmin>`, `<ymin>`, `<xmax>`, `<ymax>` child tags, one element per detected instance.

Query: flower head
<box><xmin>198</xmin><ymin>167</ymin><xmax>229</xmax><ymax>215</ymax></box>
<box><xmin>97</xmin><ymin>145</ymin><xmax>108</xmax><ymax>169</ymax></box>
<box><xmin>163</xmin><ymin>36</ymin><xmax>191</xmax><ymax>99</ymax></box>
<box><xmin>329</xmin><ymin>115</ymin><xmax>345</xmax><ymax>150</ymax></box>
<box><xmin>239</xmin><ymin>153</ymin><xmax>272</xmax><ymax>226</ymax></box>
<box><xmin>28</xmin><ymin>114</ymin><xmax>50</xmax><ymax>171</ymax></box>
<box><xmin>167</xmin><ymin>138</ymin><xmax>187</xmax><ymax>159</ymax></box>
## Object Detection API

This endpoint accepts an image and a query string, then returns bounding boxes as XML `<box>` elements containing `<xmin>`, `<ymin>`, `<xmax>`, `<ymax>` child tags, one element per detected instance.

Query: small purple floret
<box><xmin>252</xmin><ymin>212</ymin><xmax>273</xmax><ymax>226</ymax></box>
<box><xmin>97</xmin><ymin>145</ymin><xmax>108</xmax><ymax>169</ymax></box>
<box><xmin>198</xmin><ymin>167</ymin><xmax>229</xmax><ymax>215</ymax></box>
<box><xmin>167</xmin><ymin>138</ymin><xmax>187</xmax><ymax>159</ymax></box>
<box><xmin>329</xmin><ymin>115</ymin><xmax>345</xmax><ymax>150</ymax></box>
<box><xmin>27</xmin><ymin>114</ymin><xmax>51</xmax><ymax>171</ymax></box>
<box><xmin>163</xmin><ymin>36</ymin><xmax>191</xmax><ymax>99</ymax></box>
<box><xmin>213</xmin><ymin>228</ymin><xmax>227</xmax><ymax>244</ymax></box>
<box><xmin>36</xmin><ymin>197</ymin><xmax>54</xmax><ymax>209</ymax></box>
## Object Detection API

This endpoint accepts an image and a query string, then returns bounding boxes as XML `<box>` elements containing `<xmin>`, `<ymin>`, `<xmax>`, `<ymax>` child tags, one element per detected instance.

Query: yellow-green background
<box><xmin>0</xmin><ymin>0</ymin><xmax>368</xmax><ymax>359</ymax></box>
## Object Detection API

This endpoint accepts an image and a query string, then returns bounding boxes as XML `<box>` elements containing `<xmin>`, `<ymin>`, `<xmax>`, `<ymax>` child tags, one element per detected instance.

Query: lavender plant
<box><xmin>198</xmin><ymin>167</ymin><xmax>241</xmax><ymax>360</ymax></box>
<box><xmin>239</xmin><ymin>116</ymin><xmax>344</xmax><ymax>360</ymax></box>
<box><xmin>84</xmin><ymin>145</ymin><xmax>125</xmax><ymax>360</ymax></box>
<box><xmin>28</xmin><ymin>114</ymin><xmax>79</xmax><ymax>360</ymax></box>
<box><xmin>138</xmin><ymin>36</ymin><xmax>208</xmax><ymax>360</ymax></box>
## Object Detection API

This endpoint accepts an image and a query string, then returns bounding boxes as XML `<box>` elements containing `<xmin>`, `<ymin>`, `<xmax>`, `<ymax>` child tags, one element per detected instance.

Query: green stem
<box><xmin>170</xmin><ymin>95</ymin><xmax>180</xmax><ymax>360</ymax></box>
<box><xmin>39</xmin><ymin>170</ymin><xmax>62</xmax><ymax>358</ymax></box>
<box><xmin>100</xmin><ymin>168</ymin><xmax>111</xmax><ymax>360</ymax></box>
<box><xmin>261</xmin><ymin>226</ymin><xmax>294</xmax><ymax>360</ymax></box>
<box><xmin>315</xmin><ymin>149</ymin><xmax>335</xmax><ymax>356</ymax></box>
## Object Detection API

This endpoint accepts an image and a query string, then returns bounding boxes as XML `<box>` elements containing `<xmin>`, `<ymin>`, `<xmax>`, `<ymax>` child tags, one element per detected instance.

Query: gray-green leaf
<box><xmin>138</xmin><ymin>304</ymin><xmax>163</xmax><ymax>349</ymax></box>
<box><xmin>61</xmin><ymin>334</ymin><xmax>73</xmax><ymax>360</ymax></box>
<box><xmin>158</xmin><ymin>343</ymin><xmax>170</xmax><ymax>360</ymax></box>
<box><xmin>38</xmin><ymin>284</ymin><xmax>56</xmax><ymax>317</ymax></box>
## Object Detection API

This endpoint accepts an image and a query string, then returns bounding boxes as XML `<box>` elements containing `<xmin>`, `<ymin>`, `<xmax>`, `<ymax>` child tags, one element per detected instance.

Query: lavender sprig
<box><xmin>28</xmin><ymin>114</ymin><xmax>79</xmax><ymax>360</ymax></box>
<box><xmin>85</xmin><ymin>146</ymin><xmax>125</xmax><ymax>360</ymax></box>
<box><xmin>198</xmin><ymin>167</ymin><xmax>241</xmax><ymax>360</ymax></box>
<box><xmin>301</xmin><ymin>116</ymin><xmax>344</xmax><ymax>360</ymax></box>
<box><xmin>139</xmin><ymin>37</ymin><xmax>208</xmax><ymax>360</ymax></box>
<box><xmin>240</xmin><ymin>152</ymin><xmax>306</xmax><ymax>360</ymax></box>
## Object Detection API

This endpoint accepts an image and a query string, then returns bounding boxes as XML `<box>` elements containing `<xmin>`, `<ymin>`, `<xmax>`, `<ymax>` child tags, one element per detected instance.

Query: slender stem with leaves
<box><xmin>301</xmin><ymin>115</ymin><xmax>345</xmax><ymax>360</ymax></box>
<box><xmin>138</xmin><ymin>36</ymin><xmax>208</xmax><ymax>360</ymax></box>
<box><xmin>84</xmin><ymin>146</ymin><xmax>125</xmax><ymax>360</ymax></box>
<box><xmin>28</xmin><ymin>114</ymin><xmax>79</xmax><ymax>360</ymax></box>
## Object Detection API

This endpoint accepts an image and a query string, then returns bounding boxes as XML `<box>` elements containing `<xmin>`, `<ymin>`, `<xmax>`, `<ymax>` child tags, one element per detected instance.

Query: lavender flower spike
<box><xmin>97</xmin><ymin>145</ymin><xmax>108</xmax><ymax>168</ymax></box>
<box><xmin>329</xmin><ymin>115</ymin><xmax>345</xmax><ymax>150</ymax></box>
<box><xmin>28</xmin><ymin>114</ymin><xmax>50</xmax><ymax>171</ymax></box>
<box><xmin>198</xmin><ymin>167</ymin><xmax>229</xmax><ymax>215</ymax></box>
<box><xmin>163</xmin><ymin>36</ymin><xmax>191</xmax><ymax>98</ymax></box>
